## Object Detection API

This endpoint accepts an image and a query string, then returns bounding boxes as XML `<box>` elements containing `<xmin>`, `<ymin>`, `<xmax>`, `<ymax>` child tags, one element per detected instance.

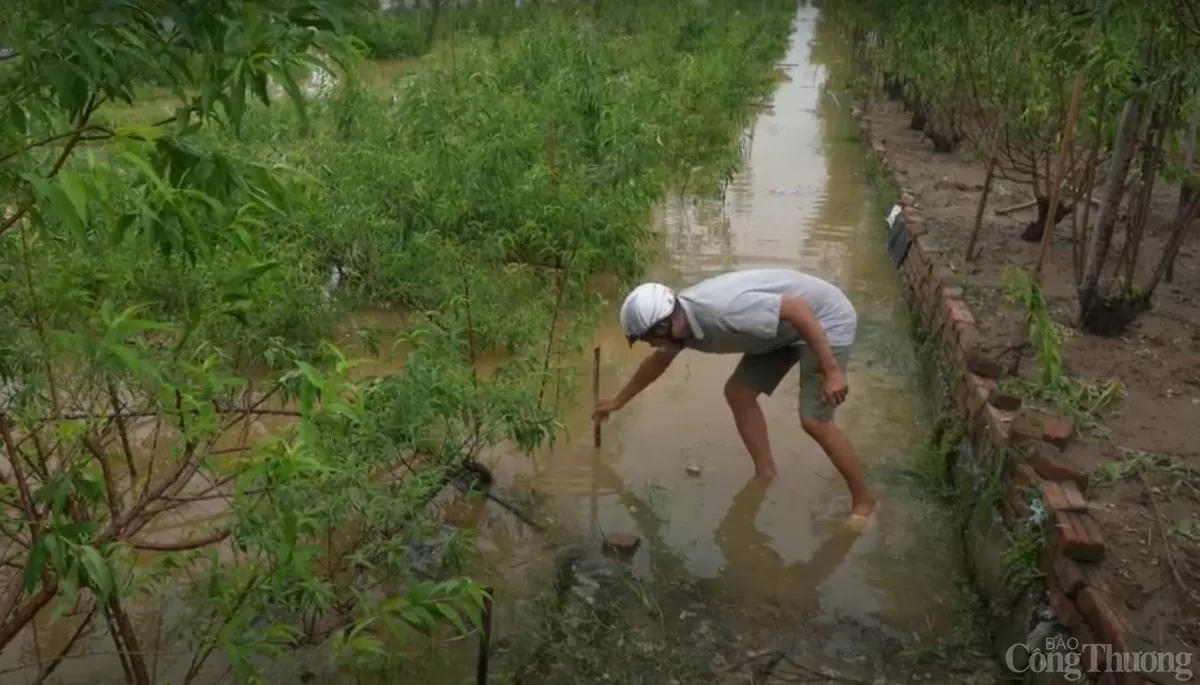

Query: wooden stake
<box><xmin>592</xmin><ymin>346</ymin><xmax>602</xmax><ymax>448</ymax></box>
<box><xmin>1033</xmin><ymin>3</ymin><xmax>1099</xmax><ymax>281</ymax></box>
<box><xmin>475</xmin><ymin>585</ymin><xmax>494</xmax><ymax>685</ymax></box>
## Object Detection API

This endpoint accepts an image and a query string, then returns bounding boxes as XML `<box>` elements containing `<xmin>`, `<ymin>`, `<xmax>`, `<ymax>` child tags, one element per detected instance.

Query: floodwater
<box><xmin>0</xmin><ymin>7</ymin><xmax>969</xmax><ymax>684</ymax></box>
<box><xmin>479</xmin><ymin>5</ymin><xmax>967</xmax><ymax>642</ymax></box>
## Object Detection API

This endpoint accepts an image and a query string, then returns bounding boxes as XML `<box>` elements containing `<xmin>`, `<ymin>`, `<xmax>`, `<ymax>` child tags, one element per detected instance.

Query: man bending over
<box><xmin>593</xmin><ymin>268</ymin><xmax>877</xmax><ymax>523</ymax></box>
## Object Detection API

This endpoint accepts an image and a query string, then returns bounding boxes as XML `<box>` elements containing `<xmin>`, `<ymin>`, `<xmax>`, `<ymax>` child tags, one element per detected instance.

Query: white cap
<box><xmin>619</xmin><ymin>282</ymin><xmax>676</xmax><ymax>341</ymax></box>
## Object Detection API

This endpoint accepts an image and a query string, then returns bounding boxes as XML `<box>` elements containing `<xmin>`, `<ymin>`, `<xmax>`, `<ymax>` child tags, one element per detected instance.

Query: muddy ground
<box><xmin>482</xmin><ymin>547</ymin><xmax>1001</xmax><ymax>685</ymax></box>
<box><xmin>860</xmin><ymin>97</ymin><xmax>1200</xmax><ymax>655</ymax></box>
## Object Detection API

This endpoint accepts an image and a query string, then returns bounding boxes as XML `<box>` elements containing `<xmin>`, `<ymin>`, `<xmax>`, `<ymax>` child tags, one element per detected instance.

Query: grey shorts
<box><xmin>729</xmin><ymin>344</ymin><xmax>853</xmax><ymax>422</ymax></box>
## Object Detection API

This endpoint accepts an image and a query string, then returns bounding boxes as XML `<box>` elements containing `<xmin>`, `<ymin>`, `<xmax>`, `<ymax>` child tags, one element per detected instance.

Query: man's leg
<box><xmin>798</xmin><ymin>345</ymin><xmax>877</xmax><ymax>520</ymax></box>
<box><xmin>725</xmin><ymin>347</ymin><xmax>798</xmax><ymax>483</ymax></box>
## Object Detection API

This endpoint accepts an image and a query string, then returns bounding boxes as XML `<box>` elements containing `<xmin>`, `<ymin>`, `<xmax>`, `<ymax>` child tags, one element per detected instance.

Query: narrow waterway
<box><xmin>478</xmin><ymin>5</ymin><xmax>967</xmax><ymax>642</ymax></box>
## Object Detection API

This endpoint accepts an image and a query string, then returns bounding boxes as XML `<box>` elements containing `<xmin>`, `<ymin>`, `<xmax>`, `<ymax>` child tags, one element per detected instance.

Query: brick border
<box><xmin>861</xmin><ymin>122</ymin><xmax>1153</xmax><ymax>685</ymax></box>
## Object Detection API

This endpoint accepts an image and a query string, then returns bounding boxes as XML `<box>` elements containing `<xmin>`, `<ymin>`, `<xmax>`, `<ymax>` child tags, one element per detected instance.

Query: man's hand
<box><xmin>821</xmin><ymin>367</ymin><xmax>848</xmax><ymax>406</ymax></box>
<box><xmin>593</xmin><ymin>398</ymin><xmax>624</xmax><ymax>422</ymax></box>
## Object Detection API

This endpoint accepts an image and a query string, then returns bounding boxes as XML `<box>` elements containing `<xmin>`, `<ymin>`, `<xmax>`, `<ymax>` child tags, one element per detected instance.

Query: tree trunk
<box><xmin>1077</xmin><ymin>89</ymin><xmax>1148</xmax><ymax>329</ymax></box>
<box><xmin>1121</xmin><ymin>98</ymin><xmax>1171</xmax><ymax>291</ymax></box>
<box><xmin>1167</xmin><ymin>113</ymin><xmax>1199</xmax><ymax>282</ymax></box>
<box><xmin>1073</xmin><ymin>88</ymin><xmax>1107</xmax><ymax>283</ymax></box>
<box><xmin>966</xmin><ymin>150</ymin><xmax>998</xmax><ymax>261</ymax></box>
<box><xmin>1141</xmin><ymin>190</ymin><xmax>1200</xmax><ymax>300</ymax></box>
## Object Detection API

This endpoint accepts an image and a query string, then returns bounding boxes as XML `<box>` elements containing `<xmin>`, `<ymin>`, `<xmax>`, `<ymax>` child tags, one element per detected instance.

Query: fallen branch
<box><xmin>995</xmin><ymin>198</ymin><xmax>1039</xmax><ymax>215</ymax></box>
<box><xmin>995</xmin><ymin>191</ymin><xmax>1101</xmax><ymax>216</ymax></box>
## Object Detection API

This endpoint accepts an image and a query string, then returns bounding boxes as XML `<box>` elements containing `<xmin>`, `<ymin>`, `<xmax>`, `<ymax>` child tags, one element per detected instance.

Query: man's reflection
<box><xmin>715</xmin><ymin>477</ymin><xmax>862</xmax><ymax>609</ymax></box>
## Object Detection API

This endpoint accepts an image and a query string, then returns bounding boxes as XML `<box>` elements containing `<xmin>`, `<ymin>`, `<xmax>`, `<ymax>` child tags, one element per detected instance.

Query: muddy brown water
<box><xmin>0</xmin><ymin>8</ymin><xmax>973</xmax><ymax>683</ymax></box>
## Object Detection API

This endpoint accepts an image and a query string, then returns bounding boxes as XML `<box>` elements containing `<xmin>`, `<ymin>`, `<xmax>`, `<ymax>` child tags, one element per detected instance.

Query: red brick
<box><xmin>1042</xmin><ymin>417</ymin><xmax>1074</xmax><ymax>449</ymax></box>
<box><xmin>1029</xmin><ymin>442</ymin><xmax>1089</xmax><ymax>492</ymax></box>
<box><xmin>1048</xmin><ymin>583</ymin><xmax>1083</xmax><ymax>628</ymax></box>
<box><xmin>970</xmin><ymin>375</ymin><xmax>995</xmax><ymax>415</ymax></box>
<box><xmin>1042</xmin><ymin>480</ymin><xmax>1069</xmax><ymax>511</ymax></box>
<box><xmin>985</xmin><ymin>405</ymin><xmax>1012</xmax><ymax>440</ymax></box>
<box><xmin>1075</xmin><ymin>514</ymin><xmax>1107</xmax><ymax>559</ymax></box>
<box><xmin>1061</xmin><ymin>481</ymin><xmax>1088</xmax><ymax>511</ymax></box>
<box><xmin>1052</xmin><ymin>511</ymin><xmax>1106</xmax><ymax>562</ymax></box>
<box><xmin>1052</xmin><ymin>556</ymin><xmax>1088</xmax><ymax>596</ymax></box>
<box><xmin>965</xmin><ymin>346</ymin><xmax>1004</xmax><ymax>379</ymax></box>
<box><xmin>1010</xmin><ymin>407</ymin><xmax>1046</xmax><ymax>443</ymax></box>
<box><xmin>948</xmin><ymin>303</ymin><xmax>975</xmax><ymax>331</ymax></box>
<box><xmin>908</xmin><ymin>217</ymin><xmax>927</xmax><ymax>236</ymax></box>
<box><xmin>1013</xmin><ymin>463</ymin><xmax>1038</xmax><ymax>489</ymax></box>
<box><xmin>956</xmin><ymin>323</ymin><xmax>979</xmax><ymax>351</ymax></box>
<box><xmin>1077</xmin><ymin>587</ymin><xmax>1131</xmax><ymax>652</ymax></box>
<box><xmin>1043</xmin><ymin>481</ymin><xmax>1088</xmax><ymax>514</ymax></box>
<box><xmin>972</xmin><ymin>373</ymin><xmax>997</xmax><ymax>395</ymax></box>
<box><xmin>988</xmin><ymin>389</ymin><xmax>1022</xmax><ymax>411</ymax></box>
<box><xmin>932</xmin><ymin>264</ymin><xmax>956</xmax><ymax>284</ymax></box>
<box><xmin>916</xmin><ymin>234</ymin><xmax>940</xmax><ymax>257</ymax></box>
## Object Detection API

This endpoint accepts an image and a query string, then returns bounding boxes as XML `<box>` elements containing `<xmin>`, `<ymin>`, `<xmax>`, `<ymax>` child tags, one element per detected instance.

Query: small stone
<box><xmin>686</xmin><ymin>465</ymin><xmax>702</xmax><ymax>477</ymax></box>
<box><xmin>602</xmin><ymin>532</ymin><xmax>641</xmax><ymax>554</ymax></box>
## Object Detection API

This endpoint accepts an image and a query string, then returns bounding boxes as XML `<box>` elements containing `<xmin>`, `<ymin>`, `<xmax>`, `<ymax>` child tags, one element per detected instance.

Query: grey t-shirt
<box><xmin>671</xmin><ymin>268</ymin><xmax>857</xmax><ymax>354</ymax></box>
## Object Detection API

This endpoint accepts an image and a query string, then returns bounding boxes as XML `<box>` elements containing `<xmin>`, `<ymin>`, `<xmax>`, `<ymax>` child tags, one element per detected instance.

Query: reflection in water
<box><xmin>714</xmin><ymin>478</ymin><xmax>861</xmax><ymax>611</ymax></box>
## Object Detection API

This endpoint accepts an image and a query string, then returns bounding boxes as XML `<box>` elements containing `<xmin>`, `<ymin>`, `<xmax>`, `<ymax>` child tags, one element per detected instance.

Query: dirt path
<box><xmin>858</xmin><ymin>82</ymin><xmax>1200</xmax><ymax>658</ymax></box>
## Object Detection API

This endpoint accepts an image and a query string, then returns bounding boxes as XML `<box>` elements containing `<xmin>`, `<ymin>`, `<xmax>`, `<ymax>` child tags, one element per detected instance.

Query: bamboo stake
<box><xmin>1033</xmin><ymin>3</ymin><xmax>1099</xmax><ymax>280</ymax></box>
<box><xmin>475</xmin><ymin>585</ymin><xmax>494</xmax><ymax>685</ymax></box>
<box><xmin>592</xmin><ymin>346</ymin><xmax>602</xmax><ymax>447</ymax></box>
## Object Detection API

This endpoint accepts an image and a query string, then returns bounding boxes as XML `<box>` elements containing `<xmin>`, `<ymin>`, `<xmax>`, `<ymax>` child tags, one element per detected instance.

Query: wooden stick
<box><xmin>1034</xmin><ymin>1</ymin><xmax>1098</xmax><ymax>280</ymax></box>
<box><xmin>475</xmin><ymin>586</ymin><xmax>494</xmax><ymax>685</ymax></box>
<box><xmin>592</xmin><ymin>346</ymin><xmax>602</xmax><ymax>447</ymax></box>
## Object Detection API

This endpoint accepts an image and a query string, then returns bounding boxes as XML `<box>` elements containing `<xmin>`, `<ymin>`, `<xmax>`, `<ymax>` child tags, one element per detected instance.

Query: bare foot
<box><xmin>844</xmin><ymin>497</ymin><xmax>878</xmax><ymax>532</ymax></box>
<box><xmin>850</xmin><ymin>495</ymin><xmax>877</xmax><ymax>519</ymax></box>
<box><xmin>754</xmin><ymin>467</ymin><xmax>777</xmax><ymax>484</ymax></box>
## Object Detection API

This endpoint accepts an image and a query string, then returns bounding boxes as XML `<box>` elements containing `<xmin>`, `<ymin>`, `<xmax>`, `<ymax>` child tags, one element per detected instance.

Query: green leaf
<box><xmin>24</xmin><ymin>537</ymin><xmax>47</xmax><ymax>593</ymax></box>
<box><xmin>434</xmin><ymin>602</ymin><xmax>470</xmax><ymax>635</ymax></box>
<box><xmin>224</xmin><ymin>260</ymin><xmax>281</xmax><ymax>290</ymax></box>
<box><xmin>272</xmin><ymin>63</ymin><xmax>309</xmax><ymax>130</ymax></box>
<box><xmin>51</xmin><ymin>563</ymin><xmax>81</xmax><ymax>621</ymax></box>
<box><xmin>77</xmin><ymin>544</ymin><xmax>114</xmax><ymax>601</ymax></box>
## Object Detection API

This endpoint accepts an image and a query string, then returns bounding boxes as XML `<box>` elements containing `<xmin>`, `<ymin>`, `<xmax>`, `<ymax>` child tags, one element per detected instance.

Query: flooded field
<box><xmin>0</xmin><ymin>6</ymin><xmax>988</xmax><ymax>685</ymax></box>
<box><xmin>480</xmin><ymin>5</ymin><xmax>967</xmax><ymax>638</ymax></box>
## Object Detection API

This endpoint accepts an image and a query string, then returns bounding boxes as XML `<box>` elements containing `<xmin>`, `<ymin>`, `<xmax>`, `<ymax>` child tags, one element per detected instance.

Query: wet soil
<box><xmin>859</xmin><ymin>94</ymin><xmax>1200</xmax><ymax>653</ymax></box>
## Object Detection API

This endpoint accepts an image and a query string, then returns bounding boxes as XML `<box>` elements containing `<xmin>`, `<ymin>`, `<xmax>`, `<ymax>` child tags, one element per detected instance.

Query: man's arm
<box><xmin>612</xmin><ymin>345</ymin><xmax>681</xmax><ymax>408</ymax></box>
<box><xmin>778</xmin><ymin>294</ymin><xmax>840</xmax><ymax>374</ymax></box>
